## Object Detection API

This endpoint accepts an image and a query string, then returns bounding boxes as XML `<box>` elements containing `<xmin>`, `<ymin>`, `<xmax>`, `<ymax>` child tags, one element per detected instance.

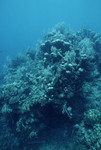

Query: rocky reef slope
<box><xmin>0</xmin><ymin>24</ymin><xmax>101</xmax><ymax>150</ymax></box>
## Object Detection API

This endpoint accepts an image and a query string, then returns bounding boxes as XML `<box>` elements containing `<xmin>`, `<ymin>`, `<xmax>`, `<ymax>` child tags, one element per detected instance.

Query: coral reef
<box><xmin>0</xmin><ymin>24</ymin><xmax>101</xmax><ymax>149</ymax></box>
<box><xmin>73</xmin><ymin>109</ymin><xmax>101</xmax><ymax>150</ymax></box>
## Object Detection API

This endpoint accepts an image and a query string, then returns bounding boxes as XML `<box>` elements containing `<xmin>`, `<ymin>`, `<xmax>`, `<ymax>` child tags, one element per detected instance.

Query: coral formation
<box><xmin>0</xmin><ymin>24</ymin><xmax>101</xmax><ymax>149</ymax></box>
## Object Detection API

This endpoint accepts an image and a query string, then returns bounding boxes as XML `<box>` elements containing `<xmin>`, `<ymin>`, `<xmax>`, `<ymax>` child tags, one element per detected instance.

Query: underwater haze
<box><xmin>1</xmin><ymin>1</ymin><xmax>101</xmax><ymax>150</ymax></box>
<box><xmin>0</xmin><ymin>0</ymin><xmax>101</xmax><ymax>69</ymax></box>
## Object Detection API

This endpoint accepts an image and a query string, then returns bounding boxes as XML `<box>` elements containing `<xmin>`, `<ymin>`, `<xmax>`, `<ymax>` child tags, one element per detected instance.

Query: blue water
<box><xmin>1</xmin><ymin>1</ymin><xmax>101</xmax><ymax>149</ymax></box>
<box><xmin>0</xmin><ymin>0</ymin><xmax>101</xmax><ymax>69</ymax></box>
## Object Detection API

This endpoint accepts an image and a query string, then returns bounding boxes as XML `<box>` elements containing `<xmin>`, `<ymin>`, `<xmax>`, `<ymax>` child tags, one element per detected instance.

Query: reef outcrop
<box><xmin>0</xmin><ymin>24</ymin><xmax>101</xmax><ymax>149</ymax></box>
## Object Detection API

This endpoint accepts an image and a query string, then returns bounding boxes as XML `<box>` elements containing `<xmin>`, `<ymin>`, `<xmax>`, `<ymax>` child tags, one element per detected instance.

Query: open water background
<box><xmin>0</xmin><ymin>0</ymin><xmax>101</xmax><ymax>70</ymax></box>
